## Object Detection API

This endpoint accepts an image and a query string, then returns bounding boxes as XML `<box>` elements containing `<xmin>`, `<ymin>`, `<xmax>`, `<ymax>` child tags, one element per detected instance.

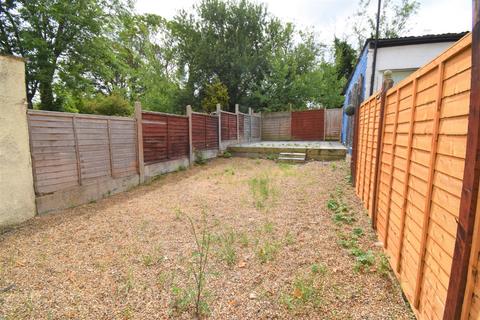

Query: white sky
<box><xmin>135</xmin><ymin>0</ymin><xmax>472</xmax><ymax>45</ymax></box>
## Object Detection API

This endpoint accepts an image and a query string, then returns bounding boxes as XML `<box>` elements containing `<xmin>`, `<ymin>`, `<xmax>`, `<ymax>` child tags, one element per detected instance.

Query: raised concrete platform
<box><xmin>228</xmin><ymin>141</ymin><xmax>347</xmax><ymax>161</ymax></box>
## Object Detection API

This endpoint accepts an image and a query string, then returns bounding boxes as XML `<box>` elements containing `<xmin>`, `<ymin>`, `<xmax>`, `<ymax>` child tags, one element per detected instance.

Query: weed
<box><xmin>220</xmin><ymin>151</ymin><xmax>232</xmax><ymax>158</ymax></box>
<box><xmin>311</xmin><ymin>263</ymin><xmax>327</xmax><ymax>275</ymax></box>
<box><xmin>284</xmin><ymin>232</ymin><xmax>296</xmax><ymax>246</ymax></box>
<box><xmin>142</xmin><ymin>254</ymin><xmax>154</xmax><ymax>267</ymax></box>
<box><xmin>263</xmin><ymin>221</ymin><xmax>274</xmax><ymax>233</ymax></box>
<box><xmin>194</xmin><ymin>150</ymin><xmax>207</xmax><ymax>165</ymax></box>
<box><xmin>326</xmin><ymin>198</ymin><xmax>339</xmax><ymax>211</ymax></box>
<box><xmin>157</xmin><ymin>271</ymin><xmax>171</xmax><ymax>289</ymax></box>
<box><xmin>177</xmin><ymin>165</ymin><xmax>187</xmax><ymax>172</ymax></box>
<box><xmin>174</xmin><ymin>207</ymin><xmax>184</xmax><ymax>221</ymax></box>
<box><xmin>330</xmin><ymin>162</ymin><xmax>337</xmax><ymax>170</ymax></box>
<box><xmin>352</xmin><ymin>249</ymin><xmax>375</xmax><ymax>272</ymax></box>
<box><xmin>352</xmin><ymin>228</ymin><xmax>364</xmax><ymax>238</ymax></box>
<box><xmin>281</xmin><ymin>276</ymin><xmax>323</xmax><ymax>309</ymax></box>
<box><xmin>224</xmin><ymin>168</ymin><xmax>235</xmax><ymax>176</ymax></box>
<box><xmin>187</xmin><ymin>212</ymin><xmax>211</xmax><ymax>317</ymax></box>
<box><xmin>217</xmin><ymin>231</ymin><xmax>237</xmax><ymax>267</ymax></box>
<box><xmin>170</xmin><ymin>286</ymin><xmax>194</xmax><ymax>313</ymax></box>
<box><xmin>278</xmin><ymin>163</ymin><xmax>293</xmax><ymax>170</ymax></box>
<box><xmin>122</xmin><ymin>305</ymin><xmax>134</xmax><ymax>319</ymax></box>
<box><xmin>266</xmin><ymin>153</ymin><xmax>278</xmax><ymax>161</ymax></box>
<box><xmin>256</xmin><ymin>241</ymin><xmax>279</xmax><ymax>263</ymax></box>
<box><xmin>238</xmin><ymin>232</ymin><xmax>249</xmax><ymax>247</ymax></box>
<box><xmin>332</xmin><ymin>211</ymin><xmax>356</xmax><ymax>225</ymax></box>
<box><xmin>249</xmin><ymin>176</ymin><xmax>271</xmax><ymax>208</ymax></box>
<box><xmin>377</xmin><ymin>253</ymin><xmax>391</xmax><ymax>276</ymax></box>
<box><xmin>122</xmin><ymin>269</ymin><xmax>135</xmax><ymax>294</ymax></box>
<box><xmin>255</xmin><ymin>159</ymin><xmax>261</xmax><ymax>165</ymax></box>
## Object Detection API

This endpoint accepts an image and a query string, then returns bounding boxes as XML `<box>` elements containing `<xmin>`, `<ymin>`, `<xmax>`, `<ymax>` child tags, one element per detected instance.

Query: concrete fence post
<box><xmin>235</xmin><ymin>103</ymin><xmax>240</xmax><ymax>142</ymax></box>
<box><xmin>186</xmin><ymin>105</ymin><xmax>194</xmax><ymax>166</ymax></box>
<box><xmin>216</xmin><ymin>104</ymin><xmax>222</xmax><ymax>151</ymax></box>
<box><xmin>248</xmin><ymin>107</ymin><xmax>253</xmax><ymax>142</ymax></box>
<box><xmin>0</xmin><ymin>56</ymin><xmax>36</xmax><ymax>226</ymax></box>
<box><xmin>134</xmin><ymin>101</ymin><xmax>145</xmax><ymax>184</ymax></box>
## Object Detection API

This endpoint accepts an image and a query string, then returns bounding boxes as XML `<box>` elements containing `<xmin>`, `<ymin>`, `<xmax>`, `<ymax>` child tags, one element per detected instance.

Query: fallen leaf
<box><xmin>292</xmin><ymin>287</ymin><xmax>302</xmax><ymax>299</ymax></box>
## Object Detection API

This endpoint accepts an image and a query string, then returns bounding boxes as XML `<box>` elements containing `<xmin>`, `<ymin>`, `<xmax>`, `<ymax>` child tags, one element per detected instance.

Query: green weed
<box><xmin>352</xmin><ymin>249</ymin><xmax>375</xmax><ymax>272</ymax></box>
<box><xmin>220</xmin><ymin>151</ymin><xmax>232</xmax><ymax>158</ymax></box>
<box><xmin>311</xmin><ymin>263</ymin><xmax>327</xmax><ymax>275</ymax></box>
<box><xmin>217</xmin><ymin>231</ymin><xmax>237</xmax><ymax>267</ymax></box>
<box><xmin>256</xmin><ymin>241</ymin><xmax>279</xmax><ymax>264</ymax></box>
<box><xmin>249</xmin><ymin>176</ymin><xmax>272</xmax><ymax>208</ymax></box>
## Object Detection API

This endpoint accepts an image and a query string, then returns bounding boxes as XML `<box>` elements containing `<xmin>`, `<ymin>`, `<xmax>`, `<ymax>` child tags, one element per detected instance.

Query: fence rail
<box><xmin>353</xmin><ymin>33</ymin><xmax>473</xmax><ymax>320</ymax></box>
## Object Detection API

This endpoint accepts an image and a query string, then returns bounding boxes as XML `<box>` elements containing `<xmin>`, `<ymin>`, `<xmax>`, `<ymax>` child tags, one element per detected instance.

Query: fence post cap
<box><xmin>383</xmin><ymin>70</ymin><xmax>393</xmax><ymax>79</ymax></box>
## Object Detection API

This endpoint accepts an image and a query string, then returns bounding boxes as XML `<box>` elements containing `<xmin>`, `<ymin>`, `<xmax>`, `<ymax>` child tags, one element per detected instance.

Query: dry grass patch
<box><xmin>0</xmin><ymin>158</ymin><xmax>414</xmax><ymax>319</ymax></box>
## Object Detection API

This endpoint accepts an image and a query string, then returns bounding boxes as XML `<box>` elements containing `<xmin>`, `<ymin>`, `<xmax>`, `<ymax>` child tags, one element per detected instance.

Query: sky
<box><xmin>135</xmin><ymin>0</ymin><xmax>472</xmax><ymax>46</ymax></box>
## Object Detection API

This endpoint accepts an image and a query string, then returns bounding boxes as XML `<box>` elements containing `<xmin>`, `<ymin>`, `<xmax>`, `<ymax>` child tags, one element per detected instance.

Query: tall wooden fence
<box><xmin>262</xmin><ymin>111</ymin><xmax>291</xmax><ymax>140</ymax></box>
<box><xmin>191</xmin><ymin>112</ymin><xmax>219</xmax><ymax>151</ymax></box>
<box><xmin>291</xmin><ymin>109</ymin><xmax>325</xmax><ymax>140</ymax></box>
<box><xmin>353</xmin><ymin>33</ymin><xmax>474</xmax><ymax>319</ymax></box>
<box><xmin>325</xmin><ymin>108</ymin><xmax>343</xmax><ymax>140</ymax></box>
<box><xmin>261</xmin><ymin>109</ymin><xmax>333</xmax><ymax>141</ymax></box>
<box><xmin>141</xmin><ymin>111</ymin><xmax>189</xmax><ymax>164</ymax></box>
<box><xmin>220</xmin><ymin>111</ymin><xmax>238</xmax><ymax>141</ymax></box>
<box><xmin>28</xmin><ymin>110</ymin><xmax>138</xmax><ymax>195</ymax></box>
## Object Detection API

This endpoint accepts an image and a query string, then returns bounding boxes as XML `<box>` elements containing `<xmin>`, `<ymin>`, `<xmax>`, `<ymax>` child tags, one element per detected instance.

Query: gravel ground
<box><xmin>0</xmin><ymin>158</ymin><xmax>414</xmax><ymax>319</ymax></box>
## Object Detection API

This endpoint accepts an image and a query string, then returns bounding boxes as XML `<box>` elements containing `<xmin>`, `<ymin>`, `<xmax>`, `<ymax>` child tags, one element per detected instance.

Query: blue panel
<box><xmin>341</xmin><ymin>46</ymin><xmax>369</xmax><ymax>154</ymax></box>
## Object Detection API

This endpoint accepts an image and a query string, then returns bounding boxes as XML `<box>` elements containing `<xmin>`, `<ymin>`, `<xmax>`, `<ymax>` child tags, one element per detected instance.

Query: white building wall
<box><xmin>371</xmin><ymin>41</ymin><xmax>456</xmax><ymax>92</ymax></box>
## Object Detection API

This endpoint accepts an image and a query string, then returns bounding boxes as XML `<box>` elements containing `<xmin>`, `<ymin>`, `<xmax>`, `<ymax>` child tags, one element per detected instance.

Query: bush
<box><xmin>78</xmin><ymin>93</ymin><xmax>133</xmax><ymax>116</ymax></box>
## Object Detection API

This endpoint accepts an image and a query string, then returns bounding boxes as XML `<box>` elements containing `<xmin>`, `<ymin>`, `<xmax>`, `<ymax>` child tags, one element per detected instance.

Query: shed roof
<box><xmin>342</xmin><ymin>31</ymin><xmax>469</xmax><ymax>94</ymax></box>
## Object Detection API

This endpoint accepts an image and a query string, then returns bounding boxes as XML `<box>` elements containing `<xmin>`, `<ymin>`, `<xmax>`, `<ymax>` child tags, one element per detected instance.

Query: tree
<box><xmin>170</xmin><ymin>0</ymin><xmax>290</xmax><ymax>111</ymax></box>
<box><xmin>0</xmin><ymin>0</ymin><xmax>130</xmax><ymax>110</ymax></box>
<box><xmin>351</xmin><ymin>0</ymin><xmax>420</xmax><ymax>50</ymax></box>
<box><xmin>201</xmin><ymin>79</ymin><xmax>229</xmax><ymax>113</ymax></box>
<box><xmin>333</xmin><ymin>37</ymin><xmax>357</xmax><ymax>80</ymax></box>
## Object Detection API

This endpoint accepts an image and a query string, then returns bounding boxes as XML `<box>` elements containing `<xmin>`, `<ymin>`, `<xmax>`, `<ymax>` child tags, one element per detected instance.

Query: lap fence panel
<box><xmin>353</xmin><ymin>33</ymin><xmax>472</xmax><ymax>319</ymax></box>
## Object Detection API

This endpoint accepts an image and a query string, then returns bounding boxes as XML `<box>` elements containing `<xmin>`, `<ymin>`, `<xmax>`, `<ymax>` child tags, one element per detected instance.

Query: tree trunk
<box><xmin>39</xmin><ymin>70</ymin><xmax>59</xmax><ymax>111</ymax></box>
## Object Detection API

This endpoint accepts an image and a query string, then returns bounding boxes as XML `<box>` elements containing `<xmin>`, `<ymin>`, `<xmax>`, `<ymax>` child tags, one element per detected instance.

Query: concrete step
<box><xmin>277</xmin><ymin>157</ymin><xmax>306</xmax><ymax>163</ymax></box>
<box><xmin>279</xmin><ymin>152</ymin><xmax>306</xmax><ymax>159</ymax></box>
<box><xmin>278</xmin><ymin>152</ymin><xmax>306</xmax><ymax>163</ymax></box>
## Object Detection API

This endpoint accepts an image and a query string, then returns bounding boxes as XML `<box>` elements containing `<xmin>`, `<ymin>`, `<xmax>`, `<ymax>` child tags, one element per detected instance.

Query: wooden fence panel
<box><xmin>243</xmin><ymin>114</ymin><xmax>251</xmax><ymax>141</ymax></box>
<box><xmin>353</xmin><ymin>33</ymin><xmax>472</xmax><ymax>319</ymax></box>
<box><xmin>142</xmin><ymin>112</ymin><xmax>189</xmax><ymax>164</ymax></box>
<box><xmin>28</xmin><ymin>110</ymin><xmax>138</xmax><ymax>195</ymax></box>
<box><xmin>220</xmin><ymin>112</ymin><xmax>237</xmax><ymax>141</ymax></box>
<box><xmin>251</xmin><ymin>115</ymin><xmax>261</xmax><ymax>140</ymax></box>
<box><xmin>291</xmin><ymin>109</ymin><xmax>325</xmax><ymax>140</ymax></box>
<box><xmin>261</xmin><ymin>112</ymin><xmax>291</xmax><ymax>140</ymax></box>
<box><xmin>238</xmin><ymin>114</ymin><xmax>244</xmax><ymax>140</ymax></box>
<box><xmin>192</xmin><ymin>113</ymin><xmax>219</xmax><ymax>150</ymax></box>
<box><xmin>325</xmin><ymin>108</ymin><xmax>343</xmax><ymax>140</ymax></box>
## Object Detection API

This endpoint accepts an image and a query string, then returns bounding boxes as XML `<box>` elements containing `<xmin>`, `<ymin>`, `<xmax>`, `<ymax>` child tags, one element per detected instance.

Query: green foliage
<box><xmin>351</xmin><ymin>0</ymin><xmax>420</xmax><ymax>50</ymax></box>
<box><xmin>377</xmin><ymin>253</ymin><xmax>391</xmax><ymax>277</ymax></box>
<box><xmin>78</xmin><ymin>93</ymin><xmax>133</xmax><ymax>116</ymax></box>
<box><xmin>280</xmin><ymin>273</ymin><xmax>324</xmax><ymax>310</ymax></box>
<box><xmin>220</xmin><ymin>151</ymin><xmax>232</xmax><ymax>158</ymax></box>
<box><xmin>333</xmin><ymin>37</ymin><xmax>357</xmax><ymax>80</ymax></box>
<box><xmin>256</xmin><ymin>241</ymin><xmax>279</xmax><ymax>264</ymax></box>
<box><xmin>352</xmin><ymin>249</ymin><xmax>375</xmax><ymax>272</ymax></box>
<box><xmin>249</xmin><ymin>176</ymin><xmax>272</xmax><ymax>209</ymax></box>
<box><xmin>194</xmin><ymin>150</ymin><xmax>207</xmax><ymax>165</ymax></box>
<box><xmin>217</xmin><ymin>231</ymin><xmax>237</xmax><ymax>267</ymax></box>
<box><xmin>186</xmin><ymin>212</ymin><xmax>211</xmax><ymax>317</ymax></box>
<box><xmin>201</xmin><ymin>79</ymin><xmax>230</xmax><ymax>113</ymax></box>
<box><xmin>311</xmin><ymin>263</ymin><xmax>327</xmax><ymax>275</ymax></box>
